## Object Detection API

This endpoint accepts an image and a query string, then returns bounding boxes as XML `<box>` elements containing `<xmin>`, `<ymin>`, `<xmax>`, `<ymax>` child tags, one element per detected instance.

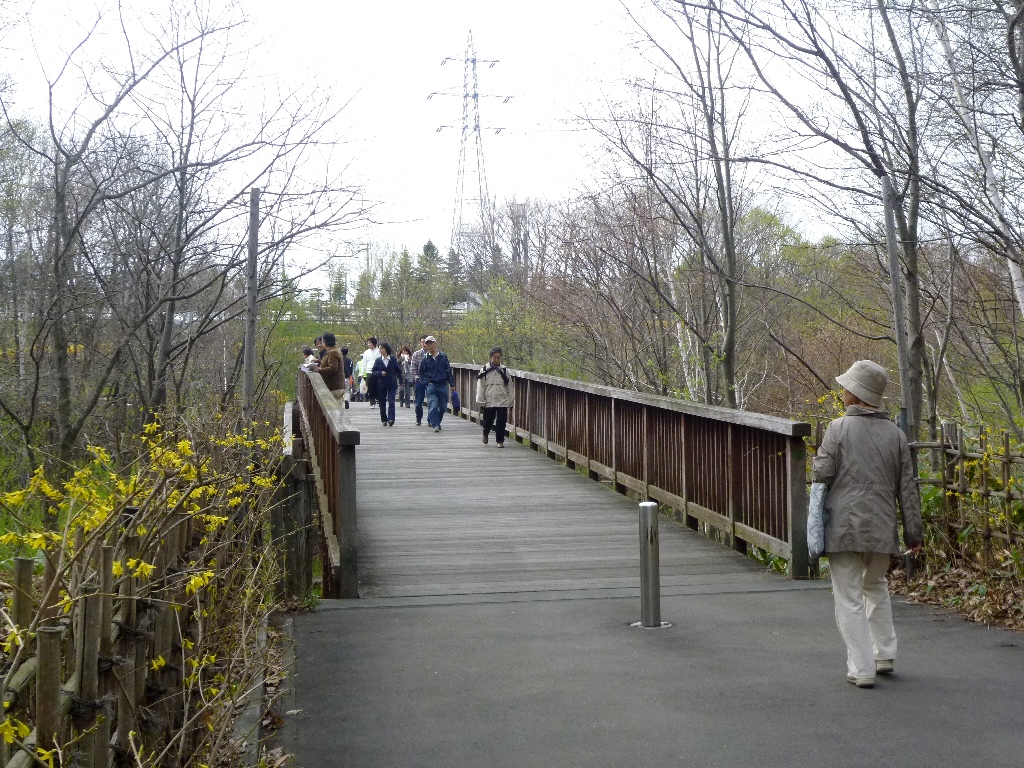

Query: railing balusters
<box><xmin>451</xmin><ymin>364</ymin><xmax>812</xmax><ymax>578</ymax></box>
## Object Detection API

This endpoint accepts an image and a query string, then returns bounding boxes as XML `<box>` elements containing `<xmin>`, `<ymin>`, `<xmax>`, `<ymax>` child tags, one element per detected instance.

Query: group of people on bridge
<box><xmin>304</xmin><ymin>340</ymin><xmax>921</xmax><ymax>688</ymax></box>
<box><xmin>301</xmin><ymin>333</ymin><xmax>516</xmax><ymax>445</ymax></box>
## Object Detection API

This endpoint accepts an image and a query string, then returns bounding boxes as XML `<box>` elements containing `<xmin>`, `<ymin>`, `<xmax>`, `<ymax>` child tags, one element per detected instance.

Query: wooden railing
<box><xmin>452</xmin><ymin>365</ymin><xmax>813</xmax><ymax>578</ymax></box>
<box><xmin>289</xmin><ymin>370</ymin><xmax>360</xmax><ymax>598</ymax></box>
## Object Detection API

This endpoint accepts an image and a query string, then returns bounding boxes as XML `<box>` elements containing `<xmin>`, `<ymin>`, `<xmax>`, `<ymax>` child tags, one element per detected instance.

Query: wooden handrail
<box><xmin>293</xmin><ymin>370</ymin><xmax>360</xmax><ymax>598</ymax></box>
<box><xmin>452</xmin><ymin>363</ymin><xmax>812</xmax><ymax>578</ymax></box>
<box><xmin>494</xmin><ymin>368</ymin><xmax>812</xmax><ymax>437</ymax></box>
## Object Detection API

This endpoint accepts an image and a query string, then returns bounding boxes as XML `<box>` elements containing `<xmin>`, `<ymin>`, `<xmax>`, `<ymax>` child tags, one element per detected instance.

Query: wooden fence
<box><xmin>451</xmin><ymin>365</ymin><xmax>813</xmax><ymax>578</ymax></box>
<box><xmin>1</xmin><ymin>511</ymin><xmax>201</xmax><ymax>768</ymax></box>
<box><xmin>288</xmin><ymin>370</ymin><xmax>360</xmax><ymax>599</ymax></box>
<box><xmin>811</xmin><ymin>420</ymin><xmax>1024</xmax><ymax>567</ymax></box>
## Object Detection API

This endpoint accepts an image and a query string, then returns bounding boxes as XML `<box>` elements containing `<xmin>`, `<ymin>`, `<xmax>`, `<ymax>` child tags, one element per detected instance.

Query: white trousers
<box><xmin>829</xmin><ymin>551</ymin><xmax>897</xmax><ymax>679</ymax></box>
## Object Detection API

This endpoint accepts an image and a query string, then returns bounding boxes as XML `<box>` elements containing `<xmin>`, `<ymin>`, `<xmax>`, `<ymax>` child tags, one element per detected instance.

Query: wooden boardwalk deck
<box><xmin>349</xmin><ymin>401</ymin><xmax>816</xmax><ymax>601</ymax></box>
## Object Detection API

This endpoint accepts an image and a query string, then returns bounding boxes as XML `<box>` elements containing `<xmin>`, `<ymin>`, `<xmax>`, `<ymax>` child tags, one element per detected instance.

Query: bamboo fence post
<box><xmin>981</xmin><ymin>430</ymin><xmax>991</xmax><ymax>569</ymax></box>
<box><xmin>941</xmin><ymin>422</ymin><xmax>958</xmax><ymax>556</ymax></box>
<box><xmin>36</xmin><ymin>627</ymin><xmax>63</xmax><ymax>756</ymax></box>
<box><xmin>40</xmin><ymin>552</ymin><xmax>58</xmax><ymax>628</ymax></box>
<box><xmin>74</xmin><ymin>582</ymin><xmax>102</xmax><ymax>768</ymax></box>
<box><xmin>94</xmin><ymin>546</ymin><xmax>115</xmax><ymax>768</ymax></box>
<box><xmin>1002</xmin><ymin>432</ymin><xmax>1012</xmax><ymax>546</ymax></box>
<box><xmin>12</xmin><ymin>557</ymin><xmax>34</xmax><ymax>633</ymax></box>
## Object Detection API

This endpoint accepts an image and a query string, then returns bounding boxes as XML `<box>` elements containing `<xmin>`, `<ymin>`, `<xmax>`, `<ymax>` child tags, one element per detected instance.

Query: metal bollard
<box><xmin>639</xmin><ymin>502</ymin><xmax>661</xmax><ymax>628</ymax></box>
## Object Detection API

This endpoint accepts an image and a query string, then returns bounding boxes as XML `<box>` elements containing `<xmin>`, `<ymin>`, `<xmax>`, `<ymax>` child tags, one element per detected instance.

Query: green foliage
<box><xmin>749</xmin><ymin>545</ymin><xmax>789</xmax><ymax>575</ymax></box>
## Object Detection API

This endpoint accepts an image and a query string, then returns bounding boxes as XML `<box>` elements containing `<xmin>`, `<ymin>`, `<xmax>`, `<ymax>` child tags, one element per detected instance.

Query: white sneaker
<box><xmin>847</xmin><ymin>675</ymin><xmax>875</xmax><ymax>689</ymax></box>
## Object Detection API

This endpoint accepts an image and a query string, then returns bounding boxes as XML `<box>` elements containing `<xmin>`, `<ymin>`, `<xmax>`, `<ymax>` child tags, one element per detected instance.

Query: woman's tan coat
<box><xmin>811</xmin><ymin>405</ymin><xmax>923</xmax><ymax>555</ymax></box>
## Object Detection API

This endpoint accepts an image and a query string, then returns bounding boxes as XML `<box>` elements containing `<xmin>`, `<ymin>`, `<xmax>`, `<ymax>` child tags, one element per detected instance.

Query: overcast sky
<box><xmin>4</xmin><ymin>0</ymin><xmax>667</xmax><ymax>262</ymax></box>
<box><xmin>246</xmin><ymin>0</ymin><xmax>647</xmax><ymax>256</ymax></box>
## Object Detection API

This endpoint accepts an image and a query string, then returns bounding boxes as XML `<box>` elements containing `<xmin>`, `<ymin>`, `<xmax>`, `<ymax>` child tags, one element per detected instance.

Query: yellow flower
<box><xmin>150</xmin><ymin>655</ymin><xmax>166</xmax><ymax>671</ymax></box>
<box><xmin>1</xmin><ymin>490</ymin><xmax>28</xmax><ymax>506</ymax></box>
<box><xmin>36</xmin><ymin>747</ymin><xmax>56</xmax><ymax>768</ymax></box>
<box><xmin>112</xmin><ymin>561</ymin><xmax>124</xmax><ymax>578</ymax></box>
<box><xmin>1</xmin><ymin>630</ymin><xmax>22</xmax><ymax>653</ymax></box>
<box><xmin>0</xmin><ymin>717</ymin><xmax>30</xmax><ymax>744</ymax></box>
<box><xmin>86</xmin><ymin>445</ymin><xmax>111</xmax><ymax>463</ymax></box>
<box><xmin>128</xmin><ymin>559</ymin><xmax>156</xmax><ymax>580</ymax></box>
<box><xmin>186</xmin><ymin>570</ymin><xmax>216</xmax><ymax>596</ymax></box>
<box><xmin>29</xmin><ymin>467</ymin><xmax>62</xmax><ymax>501</ymax></box>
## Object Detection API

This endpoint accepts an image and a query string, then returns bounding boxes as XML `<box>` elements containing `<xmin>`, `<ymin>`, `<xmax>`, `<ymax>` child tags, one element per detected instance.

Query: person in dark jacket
<box><xmin>419</xmin><ymin>335</ymin><xmax>453</xmax><ymax>432</ymax></box>
<box><xmin>812</xmin><ymin>360</ymin><xmax>923</xmax><ymax>689</ymax></box>
<box><xmin>340</xmin><ymin>346</ymin><xmax>354</xmax><ymax>409</ymax></box>
<box><xmin>371</xmin><ymin>342</ymin><xmax>402</xmax><ymax>426</ymax></box>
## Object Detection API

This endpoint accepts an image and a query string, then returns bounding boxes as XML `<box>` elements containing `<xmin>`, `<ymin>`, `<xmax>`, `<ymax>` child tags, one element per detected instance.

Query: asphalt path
<box><xmin>279</xmin><ymin>402</ymin><xmax>1024</xmax><ymax>767</ymax></box>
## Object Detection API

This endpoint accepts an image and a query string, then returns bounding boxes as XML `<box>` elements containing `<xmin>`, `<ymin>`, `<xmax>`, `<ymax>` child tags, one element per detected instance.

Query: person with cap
<box><xmin>410</xmin><ymin>335</ymin><xmax>428</xmax><ymax>425</ymax></box>
<box><xmin>812</xmin><ymin>359</ymin><xmax>923</xmax><ymax>689</ymax></box>
<box><xmin>418</xmin><ymin>335</ymin><xmax>454</xmax><ymax>432</ymax></box>
<box><xmin>475</xmin><ymin>346</ymin><xmax>515</xmax><ymax>447</ymax></box>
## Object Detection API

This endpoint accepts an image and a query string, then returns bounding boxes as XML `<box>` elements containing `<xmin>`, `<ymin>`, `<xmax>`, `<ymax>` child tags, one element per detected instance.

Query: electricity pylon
<box><xmin>430</xmin><ymin>31</ymin><xmax>511</xmax><ymax>275</ymax></box>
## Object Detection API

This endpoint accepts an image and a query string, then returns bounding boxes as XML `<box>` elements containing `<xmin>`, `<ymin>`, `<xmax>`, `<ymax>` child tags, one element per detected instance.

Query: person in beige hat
<box><xmin>812</xmin><ymin>360</ymin><xmax>923</xmax><ymax>689</ymax></box>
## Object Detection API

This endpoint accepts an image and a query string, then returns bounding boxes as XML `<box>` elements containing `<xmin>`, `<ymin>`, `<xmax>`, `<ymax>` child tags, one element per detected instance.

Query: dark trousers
<box><xmin>378</xmin><ymin>384</ymin><xmax>397</xmax><ymax>423</ymax></box>
<box><xmin>482</xmin><ymin>407</ymin><xmax>508</xmax><ymax>444</ymax></box>
<box><xmin>366</xmin><ymin>376</ymin><xmax>378</xmax><ymax>405</ymax></box>
<box><xmin>414</xmin><ymin>381</ymin><xmax>426</xmax><ymax>422</ymax></box>
<box><xmin>399</xmin><ymin>379</ymin><xmax>413</xmax><ymax>407</ymax></box>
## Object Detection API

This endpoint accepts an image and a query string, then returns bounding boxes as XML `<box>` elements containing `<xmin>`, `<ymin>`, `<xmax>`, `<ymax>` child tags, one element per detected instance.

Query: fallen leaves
<box><xmin>892</xmin><ymin>562</ymin><xmax>1024</xmax><ymax>632</ymax></box>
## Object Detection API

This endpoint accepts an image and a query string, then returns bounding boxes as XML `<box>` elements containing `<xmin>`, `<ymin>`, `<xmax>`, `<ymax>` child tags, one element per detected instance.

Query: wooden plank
<box><xmin>566</xmin><ymin>449</ymin><xmax>587</xmax><ymax>466</ymax></box>
<box><xmin>734</xmin><ymin>522</ymin><xmax>791</xmax><ymax>560</ymax></box>
<box><xmin>615</xmin><ymin>472</ymin><xmax>645</xmax><ymax>494</ymax></box>
<box><xmin>345</xmin><ymin>405</ymin><xmax>774</xmax><ymax>600</ymax></box>
<box><xmin>589</xmin><ymin>460</ymin><xmax>614</xmax><ymax>480</ymax></box>
<box><xmin>684</xmin><ymin>501</ymin><xmax>731</xmax><ymax>532</ymax></box>
<box><xmin>648</xmin><ymin>486</ymin><xmax>685</xmax><ymax>511</ymax></box>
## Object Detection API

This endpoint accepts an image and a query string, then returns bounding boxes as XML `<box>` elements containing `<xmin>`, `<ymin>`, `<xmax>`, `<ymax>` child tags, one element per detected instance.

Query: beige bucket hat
<box><xmin>835</xmin><ymin>360</ymin><xmax>888</xmax><ymax>407</ymax></box>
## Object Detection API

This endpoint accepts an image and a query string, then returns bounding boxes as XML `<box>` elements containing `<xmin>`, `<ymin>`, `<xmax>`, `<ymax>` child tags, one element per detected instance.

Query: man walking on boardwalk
<box><xmin>812</xmin><ymin>360</ymin><xmax>923</xmax><ymax>689</ymax></box>
<box><xmin>410</xmin><ymin>335</ymin><xmax>428</xmax><ymax>426</ymax></box>
<box><xmin>419</xmin><ymin>335</ymin><xmax>454</xmax><ymax>432</ymax></box>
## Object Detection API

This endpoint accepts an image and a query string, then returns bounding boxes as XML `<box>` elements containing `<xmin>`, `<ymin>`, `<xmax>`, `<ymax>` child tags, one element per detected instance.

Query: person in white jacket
<box><xmin>475</xmin><ymin>347</ymin><xmax>515</xmax><ymax>447</ymax></box>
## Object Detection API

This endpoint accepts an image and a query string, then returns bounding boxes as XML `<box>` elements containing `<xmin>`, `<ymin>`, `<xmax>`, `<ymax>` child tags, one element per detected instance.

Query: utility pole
<box><xmin>242</xmin><ymin>187</ymin><xmax>260</xmax><ymax>425</ymax></box>
<box><xmin>881</xmin><ymin>175</ymin><xmax>914</xmax><ymax>438</ymax></box>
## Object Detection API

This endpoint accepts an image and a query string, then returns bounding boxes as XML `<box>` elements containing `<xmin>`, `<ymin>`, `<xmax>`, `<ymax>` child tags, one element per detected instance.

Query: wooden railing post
<box><xmin>337</xmin><ymin>441</ymin><xmax>359</xmax><ymax>598</ymax></box>
<box><xmin>727</xmin><ymin>424</ymin><xmax>745</xmax><ymax>554</ymax></box>
<box><xmin>787</xmin><ymin>434</ymin><xmax>810</xmax><ymax>579</ymax></box>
